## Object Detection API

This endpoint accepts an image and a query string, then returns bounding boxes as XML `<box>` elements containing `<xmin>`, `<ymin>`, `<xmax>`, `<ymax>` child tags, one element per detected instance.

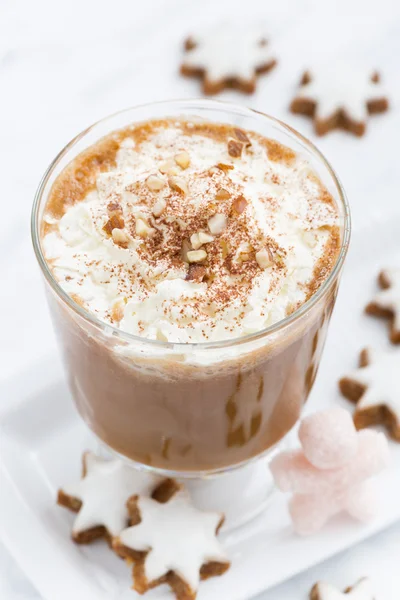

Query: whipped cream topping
<box><xmin>43</xmin><ymin>119</ymin><xmax>339</xmax><ymax>343</ymax></box>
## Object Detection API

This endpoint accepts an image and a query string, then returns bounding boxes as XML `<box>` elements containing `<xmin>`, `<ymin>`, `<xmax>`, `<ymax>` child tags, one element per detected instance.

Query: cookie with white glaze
<box><xmin>58</xmin><ymin>452</ymin><xmax>177</xmax><ymax>544</ymax></box>
<box><xmin>290</xmin><ymin>68</ymin><xmax>388</xmax><ymax>136</ymax></box>
<box><xmin>366</xmin><ymin>269</ymin><xmax>400</xmax><ymax>343</ymax></box>
<box><xmin>113</xmin><ymin>488</ymin><xmax>230</xmax><ymax>600</ymax></box>
<box><xmin>310</xmin><ymin>577</ymin><xmax>374</xmax><ymax>600</ymax></box>
<box><xmin>180</xmin><ymin>27</ymin><xmax>276</xmax><ymax>94</ymax></box>
<box><xmin>339</xmin><ymin>347</ymin><xmax>400</xmax><ymax>442</ymax></box>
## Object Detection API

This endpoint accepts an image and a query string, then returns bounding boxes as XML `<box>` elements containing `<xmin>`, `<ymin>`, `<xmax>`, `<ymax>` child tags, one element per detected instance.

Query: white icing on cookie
<box><xmin>344</xmin><ymin>347</ymin><xmax>400</xmax><ymax>423</ymax></box>
<box><xmin>370</xmin><ymin>268</ymin><xmax>400</xmax><ymax>335</ymax></box>
<box><xmin>61</xmin><ymin>452</ymin><xmax>161</xmax><ymax>537</ymax></box>
<box><xmin>295</xmin><ymin>68</ymin><xmax>387</xmax><ymax>124</ymax></box>
<box><xmin>313</xmin><ymin>578</ymin><xmax>374</xmax><ymax>600</ymax></box>
<box><xmin>182</xmin><ymin>26</ymin><xmax>275</xmax><ymax>86</ymax></box>
<box><xmin>119</xmin><ymin>489</ymin><xmax>229</xmax><ymax>591</ymax></box>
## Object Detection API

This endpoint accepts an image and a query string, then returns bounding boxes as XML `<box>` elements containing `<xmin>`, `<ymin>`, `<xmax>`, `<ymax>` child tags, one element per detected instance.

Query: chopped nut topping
<box><xmin>181</xmin><ymin>239</ymin><xmax>191</xmax><ymax>263</ymax></box>
<box><xmin>111</xmin><ymin>298</ymin><xmax>126</xmax><ymax>322</ymax></box>
<box><xmin>232</xmin><ymin>195</ymin><xmax>248</xmax><ymax>214</ymax></box>
<box><xmin>208</xmin><ymin>213</ymin><xmax>227</xmax><ymax>235</ymax></box>
<box><xmin>111</xmin><ymin>228</ymin><xmax>130</xmax><ymax>247</ymax></box>
<box><xmin>168</xmin><ymin>177</ymin><xmax>188</xmax><ymax>195</ymax></box>
<box><xmin>198</xmin><ymin>232</ymin><xmax>214</xmax><ymax>244</ymax></box>
<box><xmin>220</xmin><ymin>239</ymin><xmax>230</xmax><ymax>259</ymax></box>
<box><xmin>146</xmin><ymin>175</ymin><xmax>165</xmax><ymax>191</ymax></box>
<box><xmin>152</xmin><ymin>199</ymin><xmax>166</xmax><ymax>217</ymax></box>
<box><xmin>227</xmin><ymin>139</ymin><xmax>243</xmax><ymax>158</ymax></box>
<box><xmin>273</xmin><ymin>248</ymin><xmax>286</xmax><ymax>266</ymax></box>
<box><xmin>216</xmin><ymin>188</ymin><xmax>231</xmax><ymax>201</ymax></box>
<box><xmin>233</xmin><ymin>128</ymin><xmax>251</xmax><ymax>146</ymax></box>
<box><xmin>216</xmin><ymin>163</ymin><xmax>234</xmax><ymax>172</ymax></box>
<box><xmin>187</xmin><ymin>249</ymin><xmax>207</xmax><ymax>263</ymax></box>
<box><xmin>256</xmin><ymin>248</ymin><xmax>273</xmax><ymax>269</ymax></box>
<box><xmin>136</xmin><ymin>218</ymin><xmax>154</xmax><ymax>238</ymax></box>
<box><xmin>190</xmin><ymin>232</ymin><xmax>202</xmax><ymax>250</ymax></box>
<box><xmin>174</xmin><ymin>151</ymin><xmax>190</xmax><ymax>169</ymax></box>
<box><xmin>237</xmin><ymin>242</ymin><xmax>254</xmax><ymax>263</ymax></box>
<box><xmin>103</xmin><ymin>213</ymin><xmax>125</xmax><ymax>235</ymax></box>
<box><xmin>191</xmin><ymin>231</ymin><xmax>214</xmax><ymax>249</ymax></box>
<box><xmin>107</xmin><ymin>201</ymin><xmax>123</xmax><ymax>214</ymax></box>
<box><xmin>159</xmin><ymin>160</ymin><xmax>180</xmax><ymax>176</ymax></box>
<box><xmin>186</xmin><ymin>264</ymin><xmax>206</xmax><ymax>282</ymax></box>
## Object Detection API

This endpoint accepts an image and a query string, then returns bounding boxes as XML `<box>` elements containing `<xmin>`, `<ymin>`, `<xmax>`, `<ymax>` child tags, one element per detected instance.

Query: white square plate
<box><xmin>1</xmin><ymin>217</ymin><xmax>400</xmax><ymax>600</ymax></box>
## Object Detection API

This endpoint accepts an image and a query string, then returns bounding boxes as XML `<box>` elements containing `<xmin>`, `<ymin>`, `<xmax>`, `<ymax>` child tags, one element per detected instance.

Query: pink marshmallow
<box><xmin>299</xmin><ymin>407</ymin><xmax>358</xmax><ymax>469</ymax></box>
<box><xmin>345</xmin><ymin>481</ymin><xmax>378</xmax><ymax>523</ymax></box>
<box><xmin>270</xmin><ymin>430</ymin><xmax>389</xmax><ymax>495</ymax></box>
<box><xmin>270</xmin><ymin>407</ymin><xmax>390</xmax><ymax>536</ymax></box>
<box><xmin>289</xmin><ymin>481</ymin><xmax>378</xmax><ymax>535</ymax></box>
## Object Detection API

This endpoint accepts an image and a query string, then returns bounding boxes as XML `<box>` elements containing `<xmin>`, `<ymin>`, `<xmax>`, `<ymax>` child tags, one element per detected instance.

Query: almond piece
<box><xmin>216</xmin><ymin>163</ymin><xmax>234</xmax><ymax>172</ymax></box>
<box><xmin>181</xmin><ymin>239</ymin><xmax>191</xmax><ymax>263</ymax></box>
<box><xmin>232</xmin><ymin>195</ymin><xmax>248</xmax><ymax>214</ymax></box>
<box><xmin>237</xmin><ymin>242</ymin><xmax>254</xmax><ymax>263</ymax></box>
<box><xmin>190</xmin><ymin>232</ymin><xmax>202</xmax><ymax>250</ymax></box>
<box><xmin>111</xmin><ymin>298</ymin><xmax>126</xmax><ymax>322</ymax></box>
<box><xmin>136</xmin><ymin>218</ymin><xmax>154</xmax><ymax>238</ymax></box>
<box><xmin>159</xmin><ymin>160</ymin><xmax>179</xmax><ymax>176</ymax></box>
<box><xmin>233</xmin><ymin>128</ymin><xmax>251</xmax><ymax>146</ymax></box>
<box><xmin>107</xmin><ymin>200</ymin><xmax>123</xmax><ymax>214</ymax></box>
<box><xmin>152</xmin><ymin>199</ymin><xmax>166</xmax><ymax>217</ymax></box>
<box><xmin>146</xmin><ymin>175</ymin><xmax>165</xmax><ymax>191</ymax></box>
<box><xmin>174</xmin><ymin>151</ymin><xmax>190</xmax><ymax>169</ymax></box>
<box><xmin>186</xmin><ymin>264</ymin><xmax>206</xmax><ymax>282</ymax></box>
<box><xmin>208</xmin><ymin>213</ymin><xmax>227</xmax><ymax>235</ymax></box>
<box><xmin>219</xmin><ymin>239</ymin><xmax>230</xmax><ymax>259</ymax></box>
<box><xmin>191</xmin><ymin>231</ymin><xmax>214</xmax><ymax>249</ymax></box>
<box><xmin>187</xmin><ymin>249</ymin><xmax>207</xmax><ymax>263</ymax></box>
<box><xmin>103</xmin><ymin>214</ymin><xmax>125</xmax><ymax>235</ymax></box>
<box><xmin>112</xmin><ymin>228</ymin><xmax>130</xmax><ymax>247</ymax></box>
<box><xmin>216</xmin><ymin>188</ymin><xmax>231</xmax><ymax>201</ymax></box>
<box><xmin>169</xmin><ymin>177</ymin><xmax>188</xmax><ymax>195</ymax></box>
<box><xmin>256</xmin><ymin>249</ymin><xmax>273</xmax><ymax>269</ymax></box>
<box><xmin>198</xmin><ymin>232</ymin><xmax>214</xmax><ymax>244</ymax></box>
<box><xmin>228</xmin><ymin>139</ymin><xmax>243</xmax><ymax>158</ymax></box>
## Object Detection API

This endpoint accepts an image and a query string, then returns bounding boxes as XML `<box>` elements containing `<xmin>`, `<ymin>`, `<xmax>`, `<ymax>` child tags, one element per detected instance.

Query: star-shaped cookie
<box><xmin>310</xmin><ymin>577</ymin><xmax>374</xmax><ymax>600</ymax></box>
<box><xmin>290</xmin><ymin>68</ymin><xmax>389</xmax><ymax>136</ymax></box>
<box><xmin>57</xmin><ymin>452</ymin><xmax>174</xmax><ymax>543</ymax></box>
<box><xmin>366</xmin><ymin>269</ymin><xmax>400</xmax><ymax>343</ymax></box>
<box><xmin>339</xmin><ymin>347</ymin><xmax>400</xmax><ymax>442</ymax></box>
<box><xmin>180</xmin><ymin>27</ymin><xmax>276</xmax><ymax>94</ymax></box>
<box><xmin>114</xmin><ymin>489</ymin><xmax>230</xmax><ymax>600</ymax></box>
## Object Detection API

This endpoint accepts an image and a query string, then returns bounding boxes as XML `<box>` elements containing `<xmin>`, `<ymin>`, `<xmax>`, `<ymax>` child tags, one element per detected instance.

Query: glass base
<box><xmin>96</xmin><ymin>437</ymin><xmax>289</xmax><ymax>531</ymax></box>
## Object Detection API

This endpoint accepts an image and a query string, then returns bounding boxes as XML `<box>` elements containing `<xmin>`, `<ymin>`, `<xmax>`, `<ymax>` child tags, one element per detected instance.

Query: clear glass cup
<box><xmin>31</xmin><ymin>99</ymin><xmax>350</xmax><ymax>478</ymax></box>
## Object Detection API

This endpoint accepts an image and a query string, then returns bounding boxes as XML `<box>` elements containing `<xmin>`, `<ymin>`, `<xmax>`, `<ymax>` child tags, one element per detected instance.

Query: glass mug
<box><xmin>31</xmin><ymin>100</ymin><xmax>351</xmax><ymax>478</ymax></box>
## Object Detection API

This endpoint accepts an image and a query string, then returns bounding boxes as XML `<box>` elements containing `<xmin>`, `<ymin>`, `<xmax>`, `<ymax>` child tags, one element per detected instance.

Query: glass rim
<box><xmin>31</xmin><ymin>98</ymin><xmax>351</xmax><ymax>351</ymax></box>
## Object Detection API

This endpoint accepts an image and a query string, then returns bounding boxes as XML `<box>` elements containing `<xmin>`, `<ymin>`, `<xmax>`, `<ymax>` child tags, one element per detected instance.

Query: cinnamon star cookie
<box><xmin>180</xmin><ymin>27</ymin><xmax>276</xmax><ymax>94</ymax></box>
<box><xmin>58</xmin><ymin>452</ymin><xmax>176</xmax><ymax>543</ymax></box>
<box><xmin>290</xmin><ymin>68</ymin><xmax>389</xmax><ymax>136</ymax></box>
<box><xmin>113</xmin><ymin>488</ymin><xmax>230</xmax><ymax>600</ymax></box>
<box><xmin>339</xmin><ymin>347</ymin><xmax>400</xmax><ymax>442</ymax></box>
<box><xmin>366</xmin><ymin>269</ymin><xmax>400</xmax><ymax>343</ymax></box>
<box><xmin>310</xmin><ymin>577</ymin><xmax>374</xmax><ymax>600</ymax></box>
